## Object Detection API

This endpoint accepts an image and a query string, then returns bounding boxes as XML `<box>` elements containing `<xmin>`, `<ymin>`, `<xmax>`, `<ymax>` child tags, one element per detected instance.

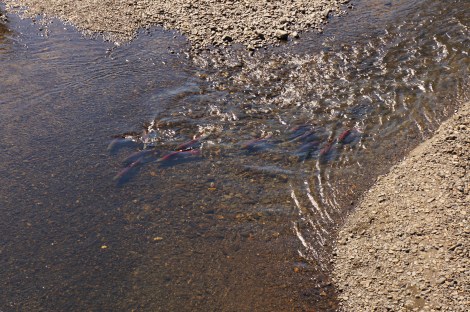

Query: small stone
<box><xmin>405</xmin><ymin>300</ymin><xmax>415</xmax><ymax>309</ymax></box>
<box><xmin>222</xmin><ymin>34</ymin><xmax>233</xmax><ymax>42</ymax></box>
<box><xmin>436</xmin><ymin>277</ymin><xmax>446</xmax><ymax>284</ymax></box>
<box><xmin>275</xmin><ymin>29</ymin><xmax>289</xmax><ymax>40</ymax></box>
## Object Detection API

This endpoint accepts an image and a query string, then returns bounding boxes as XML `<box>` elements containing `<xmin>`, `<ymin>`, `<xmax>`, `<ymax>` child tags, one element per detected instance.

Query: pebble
<box><xmin>436</xmin><ymin>277</ymin><xmax>446</xmax><ymax>285</ymax></box>
<box><xmin>275</xmin><ymin>29</ymin><xmax>289</xmax><ymax>40</ymax></box>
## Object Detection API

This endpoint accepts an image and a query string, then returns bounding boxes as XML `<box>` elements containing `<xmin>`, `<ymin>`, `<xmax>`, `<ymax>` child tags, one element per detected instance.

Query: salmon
<box><xmin>241</xmin><ymin>138</ymin><xmax>264</xmax><ymax>149</ymax></box>
<box><xmin>290</xmin><ymin>130</ymin><xmax>320</xmax><ymax>143</ymax></box>
<box><xmin>107</xmin><ymin>138</ymin><xmax>128</xmax><ymax>151</ymax></box>
<box><xmin>123</xmin><ymin>149</ymin><xmax>156</xmax><ymax>165</ymax></box>
<box><xmin>337</xmin><ymin>129</ymin><xmax>352</xmax><ymax>144</ymax></box>
<box><xmin>176</xmin><ymin>138</ymin><xmax>200</xmax><ymax>151</ymax></box>
<box><xmin>295</xmin><ymin>141</ymin><xmax>321</xmax><ymax>161</ymax></box>
<box><xmin>289</xmin><ymin>125</ymin><xmax>314</xmax><ymax>142</ymax></box>
<box><xmin>114</xmin><ymin>157</ymin><xmax>143</xmax><ymax>180</ymax></box>
<box><xmin>319</xmin><ymin>139</ymin><xmax>335</xmax><ymax>156</ymax></box>
<box><xmin>241</xmin><ymin>134</ymin><xmax>272</xmax><ymax>150</ymax></box>
<box><xmin>107</xmin><ymin>137</ymin><xmax>136</xmax><ymax>153</ymax></box>
<box><xmin>157</xmin><ymin>149</ymin><xmax>200</xmax><ymax>163</ymax></box>
<box><xmin>297</xmin><ymin>141</ymin><xmax>320</xmax><ymax>153</ymax></box>
<box><xmin>157</xmin><ymin>151</ymin><xmax>180</xmax><ymax>162</ymax></box>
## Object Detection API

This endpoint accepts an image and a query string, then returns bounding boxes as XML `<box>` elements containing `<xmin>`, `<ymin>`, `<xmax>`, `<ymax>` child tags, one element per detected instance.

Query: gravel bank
<box><xmin>4</xmin><ymin>0</ymin><xmax>350</xmax><ymax>49</ymax></box>
<box><xmin>333</xmin><ymin>102</ymin><xmax>469</xmax><ymax>311</ymax></box>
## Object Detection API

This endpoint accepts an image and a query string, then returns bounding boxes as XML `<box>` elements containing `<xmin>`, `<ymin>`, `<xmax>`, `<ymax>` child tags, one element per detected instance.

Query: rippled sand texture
<box><xmin>4</xmin><ymin>0</ymin><xmax>350</xmax><ymax>48</ymax></box>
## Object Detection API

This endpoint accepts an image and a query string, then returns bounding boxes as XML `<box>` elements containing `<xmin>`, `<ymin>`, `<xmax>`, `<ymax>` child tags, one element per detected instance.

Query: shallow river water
<box><xmin>0</xmin><ymin>0</ymin><xmax>468</xmax><ymax>311</ymax></box>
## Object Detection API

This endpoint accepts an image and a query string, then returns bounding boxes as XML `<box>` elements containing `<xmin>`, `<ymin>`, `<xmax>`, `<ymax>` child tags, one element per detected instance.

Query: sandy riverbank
<box><xmin>4</xmin><ymin>0</ymin><xmax>350</xmax><ymax>49</ymax></box>
<box><xmin>333</xmin><ymin>101</ymin><xmax>469</xmax><ymax>311</ymax></box>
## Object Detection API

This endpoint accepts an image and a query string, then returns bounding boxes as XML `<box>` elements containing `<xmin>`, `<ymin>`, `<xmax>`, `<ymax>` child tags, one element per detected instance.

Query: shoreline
<box><xmin>333</xmin><ymin>101</ymin><xmax>469</xmax><ymax>311</ymax></box>
<box><xmin>4</xmin><ymin>0</ymin><xmax>350</xmax><ymax>50</ymax></box>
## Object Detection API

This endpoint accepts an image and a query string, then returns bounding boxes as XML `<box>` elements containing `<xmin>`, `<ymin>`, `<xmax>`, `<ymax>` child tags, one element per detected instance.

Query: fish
<box><xmin>317</xmin><ymin>139</ymin><xmax>338</xmax><ymax>164</ymax></box>
<box><xmin>319</xmin><ymin>139</ymin><xmax>335</xmax><ymax>157</ymax></box>
<box><xmin>241</xmin><ymin>134</ymin><xmax>272</xmax><ymax>151</ymax></box>
<box><xmin>156</xmin><ymin>151</ymin><xmax>180</xmax><ymax>162</ymax></box>
<box><xmin>337</xmin><ymin>129</ymin><xmax>352</xmax><ymax>144</ymax></box>
<box><xmin>297</xmin><ymin>141</ymin><xmax>321</xmax><ymax>153</ymax></box>
<box><xmin>123</xmin><ymin>149</ymin><xmax>156</xmax><ymax>165</ymax></box>
<box><xmin>156</xmin><ymin>149</ymin><xmax>200</xmax><ymax>163</ymax></box>
<box><xmin>288</xmin><ymin>125</ymin><xmax>311</xmax><ymax>140</ymax></box>
<box><xmin>107</xmin><ymin>138</ymin><xmax>124</xmax><ymax>151</ymax></box>
<box><xmin>113</xmin><ymin>157</ymin><xmax>143</xmax><ymax>181</ymax></box>
<box><xmin>289</xmin><ymin>128</ymin><xmax>317</xmax><ymax>143</ymax></box>
<box><xmin>300</xmin><ymin>131</ymin><xmax>321</xmax><ymax>143</ymax></box>
<box><xmin>176</xmin><ymin>138</ymin><xmax>200</xmax><ymax>151</ymax></box>
<box><xmin>241</xmin><ymin>138</ymin><xmax>264</xmax><ymax>149</ymax></box>
<box><xmin>180</xmin><ymin>149</ymin><xmax>201</xmax><ymax>157</ymax></box>
<box><xmin>243</xmin><ymin>165</ymin><xmax>295</xmax><ymax>176</ymax></box>
<box><xmin>289</xmin><ymin>124</ymin><xmax>310</xmax><ymax>132</ymax></box>
<box><xmin>295</xmin><ymin>141</ymin><xmax>321</xmax><ymax>161</ymax></box>
<box><xmin>107</xmin><ymin>137</ymin><xmax>136</xmax><ymax>153</ymax></box>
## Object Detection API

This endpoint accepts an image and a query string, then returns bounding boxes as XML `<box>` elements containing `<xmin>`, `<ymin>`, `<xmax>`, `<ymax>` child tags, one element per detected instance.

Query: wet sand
<box><xmin>333</xmin><ymin>102</ymin><xmax>469</xmax><ymax>311</ymax></box>
<box><xmin>4</xmin><ymin>0</ymin><xmax>350</xmax><ymax>49</ymax></box>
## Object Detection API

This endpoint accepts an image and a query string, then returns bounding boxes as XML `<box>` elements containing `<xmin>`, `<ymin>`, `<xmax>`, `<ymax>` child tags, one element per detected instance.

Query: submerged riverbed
<box><xmin>0</xmin><ymin>0</ymin><xmax>468</xmax><ymax>311</ymax></box>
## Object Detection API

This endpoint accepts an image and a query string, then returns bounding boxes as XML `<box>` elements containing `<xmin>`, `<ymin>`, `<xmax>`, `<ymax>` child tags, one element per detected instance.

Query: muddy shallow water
<box><xmin>0</xmin><ymin>0</ymin><xmax>469</xmax><ymax>311</ymax></box>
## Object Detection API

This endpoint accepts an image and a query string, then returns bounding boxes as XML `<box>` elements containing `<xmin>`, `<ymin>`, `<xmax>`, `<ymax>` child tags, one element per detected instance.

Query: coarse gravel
<box><xmin>333</xmin><ymin>101</ymin><xmax>470</xmax><ymax>311</ymax></box>
<box><xmin>4</xmin><ymin>0</ymin><xmax>351</xmax><ymax>49</ymax></box>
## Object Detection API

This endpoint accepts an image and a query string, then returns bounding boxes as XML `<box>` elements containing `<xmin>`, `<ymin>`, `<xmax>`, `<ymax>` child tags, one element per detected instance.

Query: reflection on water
<box><xmin>188</xmin><ymin>0</ymin><xmax>470</xmax><ymax>267</ymax></box>
<box><xmin>0</xmin><ymin>0</ymin><xmax>469</xmax><ymax>311</ymax></box>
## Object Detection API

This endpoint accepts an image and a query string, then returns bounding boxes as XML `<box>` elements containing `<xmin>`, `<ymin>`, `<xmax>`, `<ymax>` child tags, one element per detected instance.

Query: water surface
<box><xmin>0</xmin><ymin>0</ymin><xmax>468</xmax><ymax>311</ymax></box>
